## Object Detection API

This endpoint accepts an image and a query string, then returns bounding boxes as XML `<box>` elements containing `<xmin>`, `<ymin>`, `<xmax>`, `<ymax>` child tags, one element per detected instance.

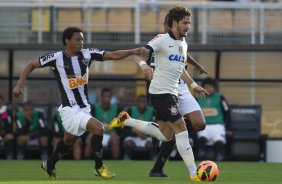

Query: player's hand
<box><xmin>193</xmin><ymin>86</ymin><xmax>209</xmax><ymax>98</ymax></box>
<box><xmin>13</xmin><ymin>85</ymin><xmax>22</xmax><ymax>98</ymax></box>
<box><xmin>132</xmin><ymin>47</ymin><xmax>149</xmax><ymax>58</ymax></box>
<box><xmin>194</xmin><ymin>65</ymin><xmax>208</xmax><ymax>75</ymax></box>
<box><xmin>141</xmin><ymin>64</ymin><xmax>154</xmax><ymax>80</ymax></box>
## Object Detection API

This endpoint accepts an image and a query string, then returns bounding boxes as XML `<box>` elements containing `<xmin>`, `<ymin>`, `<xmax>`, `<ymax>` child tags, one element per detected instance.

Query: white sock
<box><xmin>124</xmin><ymin>118</ymin><xmax>168</xmax><ymax>141</ymax></box>
<box><xmin>175</xmin><ymin>131</ymin><xmax>197</xmax><ymax>177</ymax></box>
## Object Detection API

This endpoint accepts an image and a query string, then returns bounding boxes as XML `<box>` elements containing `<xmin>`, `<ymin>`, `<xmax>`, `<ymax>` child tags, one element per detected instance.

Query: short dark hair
<box><xmin>164</xmin><ymin>13</ymin><xmax>169</xmax><ymax>27</ymax></box>
<box><xmin>62</xmin><ymin>27</ymin><xmax>82</xmax><ymax>46</ymax></box>
<box><xmin>101</xmin><ymin>88</ymin><xmax>112</xmax><ymax>97</ymax></box>
<box><xmin>163</xmin><ymin>13</ymin><xmax>170</xmax><ymax>32</ymax></box>
<box><xmin>167</xmin><ymin>5</ymin><xmax>191</xmax><ymax>27</ymax></box>
<box><xmin>201</xmin><ymin>77</ymin><xmax>218</xmax><ymax>89</ymax></box>
<box><xmin>23</xmin><ymin>100</ymin><xmax>34</xmax><ymax>108</ymax></box>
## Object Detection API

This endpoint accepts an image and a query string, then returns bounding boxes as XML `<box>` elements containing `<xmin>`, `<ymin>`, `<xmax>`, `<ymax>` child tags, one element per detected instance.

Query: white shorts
<box><xmin>197</xmin><ymin>124</ymin><xmax>226</xmax><ymax>145</ymax></box>
<box><xmin>102</xmin><ymin>134</ymin><xmax>110</xmax><ymax>147</ymax></box>
<box><xmin>58</xmin><ymin>105</ymin><xmax>92</xmax><ymax>136</ymax></box>
<box><xmin>123</xmin><ymin>136</ymin><xmax>152</xmax><ymax>147</ymax></box>
<box><xmin>177</xmin><ymin>92</ymin><xmax>201</xmax><ymax>116</ymax></box>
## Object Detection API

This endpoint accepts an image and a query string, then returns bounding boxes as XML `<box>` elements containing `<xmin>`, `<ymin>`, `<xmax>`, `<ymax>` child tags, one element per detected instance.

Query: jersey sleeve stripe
<box><xmin>90</xmin><ymin>50</ymin><xmax>104</xmax><ymax>61</ymax></box>
<box><xmin>145</xmin><ymin>45</ymin><xmax>154</xmax><ymax>65</ymax></box>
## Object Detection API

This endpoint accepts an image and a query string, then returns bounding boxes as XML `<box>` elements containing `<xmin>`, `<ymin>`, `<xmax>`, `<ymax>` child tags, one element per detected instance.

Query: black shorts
<box><xmin>149</xmin><ymin>93</ymin><xmax>182</xmax><ymax>122</ymax></box>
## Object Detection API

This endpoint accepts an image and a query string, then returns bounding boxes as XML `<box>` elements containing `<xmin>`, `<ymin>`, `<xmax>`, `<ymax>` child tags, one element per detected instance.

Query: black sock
<box><xmin>184</xmin><ymin>119</ymin><xmax>195</xmax><ymax>133</ymax></box>
<box><xmin>123</xmin><ymin>145</ymin><xmax>134</xmax><ymax>160</ymax></box>
<box><xmin>17</xmin><ymin>144</ymin><xmax>25</xmax><ymax>160</ymax></box>
<box><xmin>215</xmin><ymin>141</ymin><xmax>225</xmax><ymax>161</ymax></box>
<box><xmin>47</xmin><ymin>140</ymin><xmax>71</xmax><ymax>170</ymax></box>
<box><xmin>151</xmin><ymin>140</ymin><xmax>175</xmax><ymax>172</ymax></box>
<box><xmin>91</xmin><ymin>134</ymin><xmax>103</xmax><ymax>169</ymax></box>
<box><xmin>5</xmin><ymin>139</ymin><xmax>15</xmax><ymax>160</ymax></box>
<box><xmin>197</xmin><ymin>137</ymin><xmax>207</xmax><ymax>160</ymax></box>
<box><xmin>40</xmin><ymin>145</ymin><xmax>49</xmax><ymax>160</ymax></box>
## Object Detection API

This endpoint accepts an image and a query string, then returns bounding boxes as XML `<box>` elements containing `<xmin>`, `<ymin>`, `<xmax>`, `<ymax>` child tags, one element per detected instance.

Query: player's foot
<box><xmin>41</xmin><ymin>161</ymin><xmax>57</xmax><ymax>180</ymax></box>
<box><xmin>95</xmin><ymin>165</ymin><xmax>116</xmax><ymax>179</ymax></box>
<box><xmin>109</xmin><ymin>111</ymin><xmax>130</xmax><ymax>130</ymax></box>
<box><xmin>149</xmin><ymin>170</ymin><xmax>168</xmax><ymax>177</ymax></box>
<box><xmin>190</xmin><ymin>175</ymin><xmax>201</xmax><ymax>182</ymax></box>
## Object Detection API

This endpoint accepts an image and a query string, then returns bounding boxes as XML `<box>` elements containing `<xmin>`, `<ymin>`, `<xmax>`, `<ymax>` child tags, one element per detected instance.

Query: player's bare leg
<box><xmin>185</xmin><ymin>110</ymin><xmax>206</xmax><ymax>132</ymax></box>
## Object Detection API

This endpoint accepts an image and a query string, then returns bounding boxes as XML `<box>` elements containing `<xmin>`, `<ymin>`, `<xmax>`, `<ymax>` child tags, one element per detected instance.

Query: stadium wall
<box><xmin>0</xmin><ymin>43</ymin><xmax>281</xmax><ymax>141</ymax></box>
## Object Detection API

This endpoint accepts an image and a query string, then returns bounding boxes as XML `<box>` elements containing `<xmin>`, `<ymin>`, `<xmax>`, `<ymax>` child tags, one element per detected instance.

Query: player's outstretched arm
<box><xmin>102</xmin><ymin>47</ymin><xmax>149</xmax><ymax>61</ymax></box>
<box><xmin>187</xmin><ymin>53</ymin><xmax>208</xmax><ymax>75</ymax></box>
<box><xmin>13</xmin><ymin>58</ymin><xmax>41</xmax><ymax>98</ymax></box>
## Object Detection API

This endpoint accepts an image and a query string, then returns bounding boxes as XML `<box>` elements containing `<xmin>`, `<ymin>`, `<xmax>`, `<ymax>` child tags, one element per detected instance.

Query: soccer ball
<box><xmin>197</xmin><ymin>160</ymin><xmax>219</xmax><ymax>181</ymax></box>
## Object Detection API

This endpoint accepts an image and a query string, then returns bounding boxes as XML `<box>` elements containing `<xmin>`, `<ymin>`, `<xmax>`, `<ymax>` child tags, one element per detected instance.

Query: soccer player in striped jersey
<box><xmin>110</xmin><ymin>6</ymin><xmax>208</xmax><ymax>182</ymax></box>
<box><xmin>13</xmin><ymin>27</ymin><xmax>147</xmax><ymax>180</ymax></box>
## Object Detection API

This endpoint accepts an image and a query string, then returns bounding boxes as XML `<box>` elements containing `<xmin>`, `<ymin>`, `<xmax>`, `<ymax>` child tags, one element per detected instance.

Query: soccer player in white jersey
<box><xmin>140</xmin><ymin>12</ymin><xmax>208</xmax><ymax>178</ymax></box>
<box><xmin>110</xmin><ymin>6</ymin><xmax>208</xmax><ymax>182</ymax></box>
<box><xmin>12</xmin><ymin>27</ymin><xmax>147</xmax><ymax>180</ymax></box>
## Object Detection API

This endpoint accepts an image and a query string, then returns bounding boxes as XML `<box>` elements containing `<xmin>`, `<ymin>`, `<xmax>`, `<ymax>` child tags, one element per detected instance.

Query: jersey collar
<box><xmin>168</xmin><ymin>30</ymin><xmax>177</xmax><ymax>40</ymax></box>
<box><xmin>168</xmin><ymin>30</ymin><xmax>185</xmax><ymax>41</ymax></box>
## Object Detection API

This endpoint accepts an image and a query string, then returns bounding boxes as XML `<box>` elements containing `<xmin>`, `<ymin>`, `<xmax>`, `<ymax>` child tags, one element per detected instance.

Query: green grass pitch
<box><xmin>0</xmin><ymin>160</ymin><xmax>281</xmax><ymax>183</ymax></box>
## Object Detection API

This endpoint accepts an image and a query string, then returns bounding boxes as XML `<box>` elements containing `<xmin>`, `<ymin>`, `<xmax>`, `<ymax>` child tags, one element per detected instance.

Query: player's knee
<box><xmin>4</xmin><ymin>133</ymin><xmax>14</xmax><ymax>141</ymax></box>
<box><xmin>95</xmin><ymin>124</ymin><xmax>104</xmax><ymax>135</ymax></box>
<box><xmin>124</xmin><ymin>140</ymin><xmax>135</xmax><ymax>148</ymax></box>
<box><xmin>64</xmin><ymin>137</ymin><xmax>77</xmax><ymax>146</ymax></box>
<box><xmin>39</xmin><ymin>136</ymin><xmax>48</xmax><ymax>146</ymax></box>
<box><xmin>193</xmin><ymin>120</ymin><xmax>206</xmax><ymax>131</ymax></box>
<box><xmin>16</xmin><ymin>136</ymin><xmax>27</xmax><ymax>145</ymax></box>
<box><xmin>86</xmin><ymin>118</ymin><xmax>105</xmax><ymax>135</ymax></box>
<box><xmin>198</xmin><ymin>121</ymin><xmax>206</xmax><ymax>131</ymax></box>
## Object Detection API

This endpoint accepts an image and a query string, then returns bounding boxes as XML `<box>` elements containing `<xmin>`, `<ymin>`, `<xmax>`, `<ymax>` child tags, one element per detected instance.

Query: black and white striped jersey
<box><xmin>39</xmin><ymin>48</ymin><xmax>104</xmax><ymax>109</ymax></box>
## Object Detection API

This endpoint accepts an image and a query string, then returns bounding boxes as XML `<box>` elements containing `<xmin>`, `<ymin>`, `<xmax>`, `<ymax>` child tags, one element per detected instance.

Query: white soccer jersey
<box><xmin>178</xmin><ymin>80</ymin><xmax>190</xmax><ymax>96</ymax></box>
<box><xmin>39</xmin><ymin>48</ymin><xmax>104</xmax><ymax>109</ymax></box>
<box><xmin>178</xmin><ymin>64</ymin><xmax>191</xmax><ymax>96</ymax></box>
<box><xmin>146</xmin><ymin>32</ymin><xmax>187</xmax><ymax>96</ymax></box>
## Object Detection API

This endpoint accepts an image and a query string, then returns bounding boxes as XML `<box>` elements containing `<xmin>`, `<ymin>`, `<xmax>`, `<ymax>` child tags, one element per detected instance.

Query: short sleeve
<box><xmin>146</xmin><ymin>34</ymin><xmax>164</xmax><ymax>67</ymax></box>
<box><xmin>147</xmin><ymin>34</ymin><xmax>163</xmax><ymax>52</ymax></box>
<box><xmin>39</xmin><ymin>52</ymin><xmax>57</xmax><ymax>68</ymax></box>
<box><xmin>145</xmin><ymin>46</ymin><xmax>155</xmax><ymax>68</ymax></box>
<box><xmin>88</xmin><ymin>48</ymin><xmax>105</xmax><ymax>61</ymax></box>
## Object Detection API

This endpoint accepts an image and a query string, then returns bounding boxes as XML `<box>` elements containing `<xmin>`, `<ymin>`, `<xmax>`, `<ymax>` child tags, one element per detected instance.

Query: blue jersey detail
<box><xmin>168</xmin><ymin>54</ymin><xmax>185</xmax><ymax>62</ymax></box>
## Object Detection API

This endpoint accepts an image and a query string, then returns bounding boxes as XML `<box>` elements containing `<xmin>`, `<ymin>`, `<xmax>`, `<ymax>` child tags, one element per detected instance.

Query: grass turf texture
<box><xmin>0</xmin><ymin>160</ymin><xmax>281</xmax><ymax>183</ymax></box>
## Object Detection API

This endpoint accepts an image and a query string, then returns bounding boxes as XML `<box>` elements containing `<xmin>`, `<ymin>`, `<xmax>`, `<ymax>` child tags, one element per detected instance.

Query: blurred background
<box><xmin>0</xmin><ymin>0</ymin><xmax>281</xmax><ymax>162</ymax></box>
